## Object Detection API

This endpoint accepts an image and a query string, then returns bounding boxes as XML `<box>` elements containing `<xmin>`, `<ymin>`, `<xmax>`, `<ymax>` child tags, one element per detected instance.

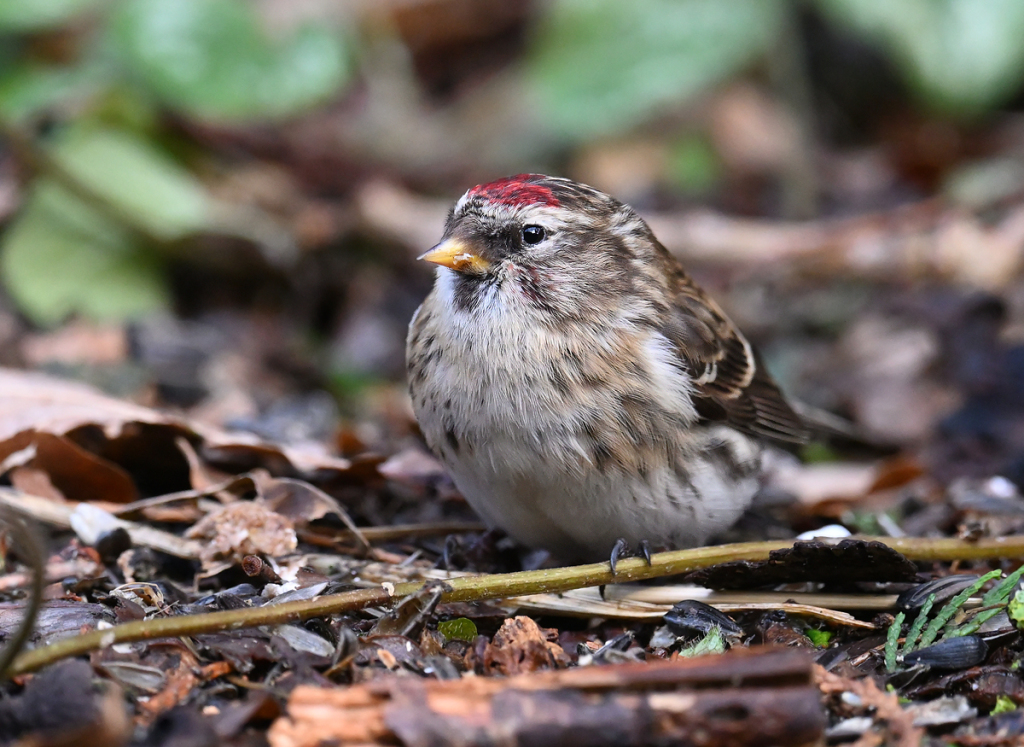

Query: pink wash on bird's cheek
<box><xmin>505</xmin><ymin>264</ymin><xmax>555</xmax><ymax>308</ymax></box>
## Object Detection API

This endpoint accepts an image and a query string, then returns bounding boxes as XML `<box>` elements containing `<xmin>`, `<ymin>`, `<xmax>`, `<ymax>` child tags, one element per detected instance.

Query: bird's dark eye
<box><xmin>521</xmin><ymin>225</ymin><xmax>545</xmax><ymax>245</ymax></box>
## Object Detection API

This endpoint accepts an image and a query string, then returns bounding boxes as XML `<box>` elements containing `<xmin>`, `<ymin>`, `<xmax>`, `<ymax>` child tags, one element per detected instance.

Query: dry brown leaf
<box><xmin>0</xmin><ymin>368</ymin><xmax>353</xmax><ymax>505</ymax></box>
<box><xmin>473</xmin><ymin>616</ymin><xmax>572</xmax><ymax>676</ymax></box>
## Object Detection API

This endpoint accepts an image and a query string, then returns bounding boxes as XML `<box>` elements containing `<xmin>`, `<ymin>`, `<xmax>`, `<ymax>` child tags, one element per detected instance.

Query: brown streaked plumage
<box><xmin>407</xmin><ymin>174</ymin><xmax>806</xmax><ymax>562</ymax></box>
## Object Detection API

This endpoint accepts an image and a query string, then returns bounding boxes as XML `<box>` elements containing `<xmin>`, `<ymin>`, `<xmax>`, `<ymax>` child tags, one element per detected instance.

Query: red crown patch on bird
<box><xmin>469</xmin><ymin>174</ymin><xmax>560</xmax><ymax>209</ymax></box>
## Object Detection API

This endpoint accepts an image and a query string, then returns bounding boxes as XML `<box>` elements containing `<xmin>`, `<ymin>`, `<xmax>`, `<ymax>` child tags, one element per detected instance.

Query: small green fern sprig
<box><xmin>884</xmin><ymin>566</ymin><xmax>1023</xmax><ymax>673</ymax></box>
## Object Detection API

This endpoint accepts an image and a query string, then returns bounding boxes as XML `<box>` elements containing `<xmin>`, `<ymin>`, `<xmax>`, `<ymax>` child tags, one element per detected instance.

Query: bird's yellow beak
<box><xmin>418</xmin><ymin>239</ymin><xmax>491</xmax><ymax>274</ymax></box>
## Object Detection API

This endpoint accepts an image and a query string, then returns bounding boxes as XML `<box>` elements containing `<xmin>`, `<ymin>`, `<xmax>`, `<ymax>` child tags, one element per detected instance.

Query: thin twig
<box><xmin>300</xmin><ymin>521</ymin><xmax>487</xmax><ymax>545</ymax></box>
<box><xmin>0</xmin><ymin>505</ymin><xmax>46</xmax><ymax>680</ymax></box>
<box><xmin>8</xmin><ymin>535</ymin><xmax>1024</xmax><ymax>676</ymax></box>
<box><xmin>0</xmin><ymin>489</ymin><xmax>202</xmax><ymax>559</ymax></box>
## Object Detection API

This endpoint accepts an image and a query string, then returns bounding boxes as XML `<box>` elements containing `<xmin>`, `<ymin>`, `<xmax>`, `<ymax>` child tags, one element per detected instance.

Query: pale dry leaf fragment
<box><xmin>9</xmin><ymin>466</ymin><xmax>65</xmax><ymax>502</ymax></box>
<box><xmin>376</xmin><ymin>448</ymin><xmax>448</xmax><ymax>486</ymax></box>
<box><xmin>186</xmin><ymin>501</ymin><xmax>297</xmax><ymax>568</ymax></box>
<box><xmin>708</xmin><ymin>83</ymin><xmax>801</xmax><ymax>175</ymax></box>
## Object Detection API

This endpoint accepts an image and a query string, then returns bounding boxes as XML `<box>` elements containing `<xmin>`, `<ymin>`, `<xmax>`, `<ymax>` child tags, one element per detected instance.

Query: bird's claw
<box><xmin>639</xmin><ymin>539</ymin><xmax>652</xmax><ymax>566</ymax></box>
<box><xmin>609</xmin><ymin>538</ymin><xmax>654</xmax><ymax>575</ymax></box>
<box><xmin>441</xmin><ymin>535</ymin><xmax>463</xmax><ymax>570</ymax></box>
<box><xmin>609</xmin><ymin>538</ymin><xmax>627</xmax><ymax>575</ymax></box>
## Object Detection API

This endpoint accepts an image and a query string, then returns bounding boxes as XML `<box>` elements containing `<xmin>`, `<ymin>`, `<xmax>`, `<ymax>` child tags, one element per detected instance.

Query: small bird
<box><xmin>407</xmin><ymin>174</ymin><xmax>806</xmax><ymax>566</ymax></box>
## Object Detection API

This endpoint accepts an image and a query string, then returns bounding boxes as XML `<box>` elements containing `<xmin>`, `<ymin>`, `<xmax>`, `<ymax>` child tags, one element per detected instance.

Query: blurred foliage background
<box><xmin>2</xmin><ymin>0</ymin><xmax>1024</xmax><ymax>476</ymax></box>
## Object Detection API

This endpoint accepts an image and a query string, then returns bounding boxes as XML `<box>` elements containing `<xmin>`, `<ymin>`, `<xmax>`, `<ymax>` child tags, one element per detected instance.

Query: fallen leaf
<box><xmin>0</xmin><ymin>367</ymin><xmax>353</xmax><ymax>504</ymax></box>
<box><xmin>474</xmin><ymin>616</ymin><xmax>571</xmax><ymax>676</ymax></box>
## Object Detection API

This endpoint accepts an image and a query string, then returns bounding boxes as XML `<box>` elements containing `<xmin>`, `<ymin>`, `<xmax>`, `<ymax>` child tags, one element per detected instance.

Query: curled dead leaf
<box><xmin>471</xmin><ymin>616</ymin><xmax>571</xmax><ymax>676</ymax></box>
<box><xmin>186</xmin><ymin>501</ymin><xmax>297</xmax><ymax>568</ymax></box>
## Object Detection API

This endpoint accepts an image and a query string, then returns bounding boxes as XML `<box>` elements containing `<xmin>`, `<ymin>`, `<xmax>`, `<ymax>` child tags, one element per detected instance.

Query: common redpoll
<box><xmin>407</xmin><ymin>175</ymin><xmax>806</xmax><ymax>564</ymax></box>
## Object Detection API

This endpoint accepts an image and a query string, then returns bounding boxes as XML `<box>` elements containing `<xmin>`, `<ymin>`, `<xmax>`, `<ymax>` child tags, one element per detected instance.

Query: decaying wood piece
<box><xmin>269</xmin><ymin>647</ymin><xmax>824</xmax><ymax>747</ymax></box>
<box><xmin>357</xmin><ymin>180</ymin><xmax>1024</xmax><ymax>289</ymax></box>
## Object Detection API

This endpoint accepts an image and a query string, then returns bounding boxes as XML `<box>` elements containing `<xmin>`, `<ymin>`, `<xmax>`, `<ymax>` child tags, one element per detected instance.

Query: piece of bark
<box><xmin>0</xmin><ymin>599</ymin><xmax>113</xmax><ymax>644</ymax></box>
<box><xmin>269</xmin><ymin>647</ymin><xmax>824</xmax><ymax>747</ymax></box>
<box><xmin>685</xmin><ymin>538</ymin><xmax>920</xmax><ymax>590</ymax></box>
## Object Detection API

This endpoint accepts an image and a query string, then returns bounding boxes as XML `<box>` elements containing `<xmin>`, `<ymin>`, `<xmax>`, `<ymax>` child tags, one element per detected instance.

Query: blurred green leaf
<box><xmin>109</xmin><ymin>0</ymin><xmax>349</xmax><ymax>121</ymax></box>
<box><xmin>54</xmin><ymin>125</ymin><xmax>211</xmax><ymax>240</ymax></box>
<box><xmin>0</xmin><ymin>60</ymin><xmax>111</xmax><ymax>122</ymax></box>
<box><xmin>437</xmin><ymin>617</ymin><xmax>478</xmax><ymax>642</ymax></box>
<box><xmin>0</xmin><ymin>0</ymin><xmax>101</xmax><ymax>30</ymax></box>
<box><xmin>1</xmin><ymin>182</ymin><xmax>169</xmax><ymax>325</ymax></box>
<box><xmin>801</xmin><ymin>442</ymin><xmax>841</xmax><ymax>463</ymax></box>
<box><xmin>0</xmin><ymin>125</ymin><xmax>216</xmax><ymax>324</ymax></box>
<box><xmin>528</xmin><ymin>0</ymin><xmax>784</xmax><ymax>138</ymax></box>
<box><xmin>817</xmin><ymin>0</ymin><xmax>1024</xmax><ymax>113</ymax></box>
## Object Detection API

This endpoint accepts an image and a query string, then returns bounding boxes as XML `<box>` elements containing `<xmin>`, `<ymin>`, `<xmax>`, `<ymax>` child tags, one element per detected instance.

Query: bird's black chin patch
<box><xmin>450</xmin><ymin>272</ymin><xmax>496</xmax><ymax>312</ymax></box>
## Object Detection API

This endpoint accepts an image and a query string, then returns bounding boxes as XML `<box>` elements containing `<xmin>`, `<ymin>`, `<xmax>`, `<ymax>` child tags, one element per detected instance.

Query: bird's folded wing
<box><xmin>662</xmin><ymin>270</ymin><xmax>808</xmax><ymax>445</ymax></box>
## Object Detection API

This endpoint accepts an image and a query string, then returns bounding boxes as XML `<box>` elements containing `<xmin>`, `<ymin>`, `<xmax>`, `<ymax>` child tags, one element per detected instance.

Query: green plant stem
<box><xmin>10</xmin><ymin>534</ymin><xmax>1024</xmax><ymax>676</ymax></box>
<box><xmin>918</xmin><ymin>569</ymin><xmax>1002</xmax><ymax>650</ymax></box>
<box><xmin>902</xmin><ymin>593</ymin><xmax>935</xmax><ymax>654</ymax></box>
<box><xmin>885</xmin><ymin>611</ymin><xmax>905</xmax><ymax>673</ymax></box>
<box><xmin>955</xmin><ymin>606</ymin><xmax>1005</xmax><ymax>637</ymax></box>
<box><xmin>982</xmin><ymin>563</ymin><xmax>1024</xmax><ymax>606</ymax></box>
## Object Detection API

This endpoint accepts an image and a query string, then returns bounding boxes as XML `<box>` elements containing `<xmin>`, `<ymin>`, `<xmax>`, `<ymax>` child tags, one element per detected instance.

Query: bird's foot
<box><xmin>441</xmin><ymin>534</ymin><xmax>464</xmax><ymax>571</ymax></box>
<box><xmin>608</xmin><ymin>538</ymin><xmax>653</xmax><ymax>575</ymax></box>
<box><xmin>441</xmin><ymin>528</ymin><xmax>508</xmax><ymax>571</ymax></box>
